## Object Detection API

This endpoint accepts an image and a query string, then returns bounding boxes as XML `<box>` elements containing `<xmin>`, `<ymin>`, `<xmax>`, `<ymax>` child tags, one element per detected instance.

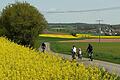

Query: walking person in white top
<box><xmin>77</xmin><ymin>48</ymin><xmax>82</xmax><ymax>59</ymax></box>
<box><xmin>71</xmin><ymin>45</ymin><xmax>77</xmax><ymax>60</ymax></box>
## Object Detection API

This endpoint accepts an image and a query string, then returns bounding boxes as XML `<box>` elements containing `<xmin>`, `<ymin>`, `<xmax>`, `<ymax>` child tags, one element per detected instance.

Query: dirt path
<box><xmin>39</xmin><ymin>42</ymin><xmax>120</xmax><ymax>76</ymax></box>
<box><xmin>59</xmin><ymin>39</ymin><xmax>120</xmax><ymax>42</ymax></box>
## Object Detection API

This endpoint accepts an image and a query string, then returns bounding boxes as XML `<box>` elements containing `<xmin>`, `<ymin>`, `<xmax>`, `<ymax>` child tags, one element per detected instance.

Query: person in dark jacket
<box><xmin>41</xmin><ymin>42</ymin><xmax>46</xmax><ymax>53</ymax></box>
<box><xmin>87</xmin><ymin>44</ymin><xmax>93</xmax><ymax>61</ymax></box>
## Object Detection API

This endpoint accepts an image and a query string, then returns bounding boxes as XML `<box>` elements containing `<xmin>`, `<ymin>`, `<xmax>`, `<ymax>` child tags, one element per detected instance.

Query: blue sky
<box><xmin>1</xmin><ymin>0</ymin><xmax>120</xmax><ymax>24</ymax></box>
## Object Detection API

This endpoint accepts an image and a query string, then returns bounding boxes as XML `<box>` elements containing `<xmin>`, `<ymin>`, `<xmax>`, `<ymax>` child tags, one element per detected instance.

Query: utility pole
<box><xmin>96</xmin><ymin>20</ymin><xmax>103</xmax><ymax>42</ymax></box>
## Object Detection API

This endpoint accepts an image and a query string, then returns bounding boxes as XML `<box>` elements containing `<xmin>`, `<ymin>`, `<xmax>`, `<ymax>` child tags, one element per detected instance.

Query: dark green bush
<box><xmin>1</xmin><ymin>2</ymin><xmax>47</xmax><ymax>47</ymax></box>
<box><xmin>71</xmin><ymin>33</ymin><xmax>77</xmax><ymax>37</ymax></box>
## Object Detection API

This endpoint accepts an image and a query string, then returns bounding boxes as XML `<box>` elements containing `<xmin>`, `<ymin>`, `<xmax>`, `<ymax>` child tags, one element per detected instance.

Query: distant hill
<box><xmin>48</xmin><ymin>23</ymin><xmax>120</xmax><ymax>28</ymax></box>
<box><xmin>48</xmin><ymin>23</ymin><xmax>120</xmax><ymax>35</ymax></box>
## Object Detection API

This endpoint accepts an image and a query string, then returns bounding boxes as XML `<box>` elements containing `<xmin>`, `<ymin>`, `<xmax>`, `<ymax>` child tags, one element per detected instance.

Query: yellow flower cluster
<box><xmin>39</xmin><ymin>34</ymin><xmax>91</xmax><ymax>38</ymax></box>
<box><xmin>0</xmin><ymin>37</ymin><xmax>118</xmax><ymax>80</ymax></box>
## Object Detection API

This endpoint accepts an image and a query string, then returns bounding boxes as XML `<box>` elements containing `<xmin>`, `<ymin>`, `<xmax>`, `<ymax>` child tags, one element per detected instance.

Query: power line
<box><xmin>43</xmin><ymin>6</ymin><xmax>120</xmax><ymax>14</ymax></box>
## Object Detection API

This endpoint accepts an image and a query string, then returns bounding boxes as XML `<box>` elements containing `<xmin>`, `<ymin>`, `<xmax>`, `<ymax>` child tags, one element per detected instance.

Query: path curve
<box><xmin>39</xmin><ymin>42</ymin><xmax>120</xmax><ymax>76</ymax></box>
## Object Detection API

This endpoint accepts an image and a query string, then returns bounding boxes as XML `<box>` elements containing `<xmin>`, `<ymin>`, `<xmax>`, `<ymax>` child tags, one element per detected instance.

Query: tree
<box><xmin>1</xmin><ymin>2</ymin><xmax>47</xmax><ymax>47</ymax></box>
<box><xmin>0</xmin><ymin>16</ymin><xmax>6</xmax><ymax>36</ymax></box>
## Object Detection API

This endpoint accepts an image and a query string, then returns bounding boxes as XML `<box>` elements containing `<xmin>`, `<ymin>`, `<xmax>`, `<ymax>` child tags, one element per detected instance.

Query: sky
<box><xmin>1</xmin><ymin>0</ymin><xmax>120</xmax><ymax>24</ymax></box>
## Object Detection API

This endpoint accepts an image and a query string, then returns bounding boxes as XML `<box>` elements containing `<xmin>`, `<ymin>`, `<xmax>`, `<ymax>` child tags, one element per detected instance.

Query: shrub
<box><xmin>71</xmin><ymin>33</ymin><xmax>77</xmax><ymax>37</ymax></box>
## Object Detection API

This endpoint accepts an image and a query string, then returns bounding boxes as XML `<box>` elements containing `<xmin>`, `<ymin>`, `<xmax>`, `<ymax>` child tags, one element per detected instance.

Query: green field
<box><xmin>34</xmin><ymin>36</ymin><xmax>84</xmax><ymax>49</ymax></box>
<box><xmin>50</xmin><ymin>42</ymin><xmax>120</xmax><ymax>64</ymax></box>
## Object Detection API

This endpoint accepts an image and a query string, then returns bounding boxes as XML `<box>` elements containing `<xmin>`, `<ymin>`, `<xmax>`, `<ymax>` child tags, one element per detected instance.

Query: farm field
<box><xmin>0</xmin><ymin>37</ymin><xmax>118</xmax><ymax>80</ymax></box>
<box><xmin>39</xmin><ymin>33</ymin><xmax>91</xmax><ymax>38</ymax></box>
<box><xmin>51</xmin><ymin>42</ymin><xmax>120</xmax><ymax>64</ymax></box>
<box><xmin>37</xmin><ymin>33</ymin><xmax>120</xmax><ymax>48</ymax></box>
<box><xmin>34</xmin><ymin>36</ymin><xmax>85</xmax><ymax>49</ymax></box>
<box><xmin>39</xmin><ymin>33</ymin><xmax>120</xmax><ymax>39</ymax></box>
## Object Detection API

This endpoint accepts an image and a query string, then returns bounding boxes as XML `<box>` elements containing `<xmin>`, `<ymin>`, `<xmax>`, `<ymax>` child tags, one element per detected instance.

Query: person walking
<box><xmin>86</xmin><ymin>44</ymin><xmax>93</xmax><ymax>61</ymax></box>
<box><xmin>41</xmin><ymin>42</ymin><xmax>46</xmax><ymax>53</ymax></box>
<box><xmin>77</xmin><ymin>48</ymin><xmax>82</xmax><ymax>59</ymax></box>
<box><xmin>71</xmin><ymin>45</ymin><xmax>77</xmax><ymax>60</ymax></box>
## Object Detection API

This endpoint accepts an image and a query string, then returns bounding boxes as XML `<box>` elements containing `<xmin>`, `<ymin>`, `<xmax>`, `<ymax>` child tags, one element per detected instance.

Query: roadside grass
<box><xmin>50</xmin><ymin>42</ymin><xmax>120</xmax><ymax>64</ymax></box>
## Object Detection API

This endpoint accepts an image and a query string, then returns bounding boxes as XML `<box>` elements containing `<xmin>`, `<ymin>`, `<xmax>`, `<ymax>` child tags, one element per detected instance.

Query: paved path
<box><xmin>39</xmin><ymin>42</ymin><xmax>120</xmax><ymax>76</ymax></box>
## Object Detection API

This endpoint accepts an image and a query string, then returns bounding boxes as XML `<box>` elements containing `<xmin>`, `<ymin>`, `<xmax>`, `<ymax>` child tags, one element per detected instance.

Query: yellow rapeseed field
<box><xmin>39</xmin><ymin>33</ymin><xmax>120</xmax><ymax>39</ymax></box>
<box><xmin>0</xmin><ymin>37</ymin><xmax>118</xmax><ymax>80</ymax></box>
<box><xmin>39</xmin><ymin>34</ymin><xmax>91</xmax><ymax>38</ymax></box>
